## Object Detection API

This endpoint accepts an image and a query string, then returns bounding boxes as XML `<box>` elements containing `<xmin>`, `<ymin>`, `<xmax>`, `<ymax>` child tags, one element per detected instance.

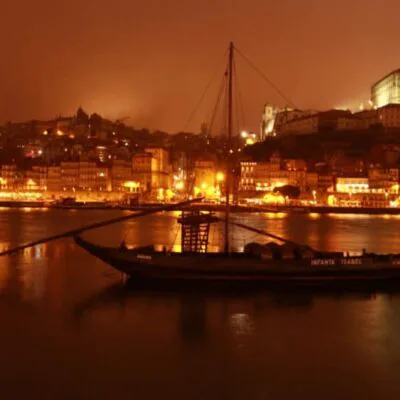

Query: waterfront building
<box><xmin>285</xmin><ymin>159</ymin><xmax>309</xmax><ymax>191</ymax></box>
<box><xmin>193</xmin><ymin>159</ymin><xmax>217</xmax><ymax>195</ymax></box>
<box><xmin>305</xmin><ymin>172</ymin><xmax>318</xmax><ymax>191</ymax></box>
<box><xmin>26</xmin><ymin>166</ymin><xmax>47</xmax><ymax>190</ymax></box>
<box><xmin>368</xmin><ymin>167</ymin><xmax>399</xmax><ymax>192</ymax></box>
<box><xmin>317</xmin><ymin>173</ymin><xmax>334</xmax><ymax>192</ymax></box>
<box><xmin>60</xmin><ymin>161</ymin><xmax>80</xmax><ymax>190</ymax></box>
<box><xmin>132</xmin><ymin>152</ymin><xmax>153</xmax><ymax>193</ymax></box>
<box><xmin>145</xmin><ymin>147</ymin><xmax>171</xmax><ymax>190</ymax></box>
<box><xmin>371</xmin><ymin>69</ymin><xmax>400</xmax><ymax>108</ymax></box>
<box><xmin>240</xmin><ymin>153</ymin><xmax>287</xmax><ymax>192</ymax></box>
<box><xmin>79</xmin><ymin>161</ymin><xmax>97</xmax><ymax>190</ymax></box>
<box><xmin>335</xmin><ymin>177</ymin><xmax>369</xmax><ymax>193</ymax></box>
<box><xmin>96</xmin><ymin>166</ymin><xmax>111</xmax><ymax>192</ymax></box>
<box><xmin>47</xmin><ymin>166</ymin><xmax>61</xmax><ymax>191</ymax></box>
<box><xmin>111</xmin><ymin>160</ymin><xmax>132</xmax><ymax>192</ymax></box>
<box><xmin>329</xmin><ymin>192</ymin><xmax>393</xmax><ymax>208</ymax></box>
<box><xmin>1</xmin><ymin>165</ymin><xmax>18</xmax><ymax>190</ymax></box>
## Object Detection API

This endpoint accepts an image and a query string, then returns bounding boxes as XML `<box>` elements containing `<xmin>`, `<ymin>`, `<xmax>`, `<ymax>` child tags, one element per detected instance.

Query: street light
<box><xmin>216</xmin><ymin>172</ymin><xmax>225</xmax><ymax>182</ymax></box>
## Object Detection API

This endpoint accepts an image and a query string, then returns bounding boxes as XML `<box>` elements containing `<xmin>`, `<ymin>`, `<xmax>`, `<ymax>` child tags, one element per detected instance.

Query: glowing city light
<box><xmin>123</xmin><ymin>181</ymin><xmax>140</xmax><ymax>189</ymax></box>
<box><xmin>245</xmin><ymin>138</ymin><xmax>254</xmax><ymax>146</ymax></box>
<box><xmin>216</xmin><ymin>172</ymin><xmax>225</xmax><ymax>182</ymax></box>
<box><xmin>175</xmin><ymin>181</ymin><xmax>184</xmax><ymax>191</ymax></box>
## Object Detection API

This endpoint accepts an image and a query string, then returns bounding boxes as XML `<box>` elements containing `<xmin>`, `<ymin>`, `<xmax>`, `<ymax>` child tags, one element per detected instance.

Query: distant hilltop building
<box><xmin>259</xmin><ymin>68</ymin><xmax>400</xmax><ymax>138</ymax></box>
<box><xmin>371</xmin><ymin>69</ymin><xmax>400</xmax><ymax>108</ymax></box>
<box><xmin>260</xmin><ymin>104</ymin><xmax>317</xmax><ymax>138</ymax></box>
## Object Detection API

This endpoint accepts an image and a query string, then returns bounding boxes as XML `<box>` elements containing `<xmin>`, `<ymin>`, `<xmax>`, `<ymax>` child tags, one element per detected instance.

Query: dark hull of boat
<box><xmin>74</xmin><ymin>236</ymin><xmax>400</xmax><ymax>290</ymax></box>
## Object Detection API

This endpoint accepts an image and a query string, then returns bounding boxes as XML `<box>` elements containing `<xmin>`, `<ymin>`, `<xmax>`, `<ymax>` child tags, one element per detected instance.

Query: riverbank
<box><xmin>2</xmin><ymin>200</ymin><xmax>400</xmax><ymax>215</ymax></box>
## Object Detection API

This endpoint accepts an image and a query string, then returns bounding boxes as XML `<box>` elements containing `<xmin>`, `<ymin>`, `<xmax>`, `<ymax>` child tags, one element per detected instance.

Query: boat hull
<box><xmin>74</xmin><ymin>236</ymin><xmax>400</xmax><ymax>290</ymax></box>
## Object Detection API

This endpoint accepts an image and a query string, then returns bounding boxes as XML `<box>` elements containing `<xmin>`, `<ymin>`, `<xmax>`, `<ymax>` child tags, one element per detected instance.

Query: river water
<box><xmin>1</xmin><ymin>209</ymin><xmax>400</xmax><ymax>399</ymax></box>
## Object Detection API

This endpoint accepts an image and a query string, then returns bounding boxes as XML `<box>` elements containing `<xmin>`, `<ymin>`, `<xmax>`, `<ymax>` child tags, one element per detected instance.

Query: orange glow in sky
<box><xmin>0</xmin><ymin>0</ymin><xmax>399</xmax><ymax>132</ymax></box>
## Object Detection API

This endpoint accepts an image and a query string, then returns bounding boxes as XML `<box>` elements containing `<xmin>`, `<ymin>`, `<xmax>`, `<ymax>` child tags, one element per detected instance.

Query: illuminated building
<box><xmin>352</xmin><ymin>109</ymin><xmax>379</xmax><ymax>128</ymax></box>
<box><xmin>96</xmin><ymin>146</ymin><xmax>108</xmax><ymax>162</ymax></box>
<box><xmin>287</xmin><ymin>169</ymin><xmax>306</xmax><ymax>190</ymax></box>
<box><xmin>305</xmin><ymin>172</ymin><xmax>318</xmax><ymax>191</ymax></box>
<box><xmin>274</xmin><ymin>108</ymin><xmax>317</xmax><ymax>136</ymax></box>
<box><xmin>23</xmin><ymin>143</ymin><xmax>43</xmax><ymax>158</ymax></box>
<box><xmin>330</xmin><ymin>192</ymin><xmax>393</xmax><ymax>208</ymax></box>
<box><xmin>132</xmin><ymin>152</ymin><xmax>153</xmax><ymax>192</ymax></box>
<box><xmin>60</xmin><ymin>161</ymin><xmax>79</xmax><ymax>190</ymax></box>
<box><xmin>336</xmin><ymin>177</ymin><xmax>369</xmax><ymax>193</ymax></box>
<box><xmin>96</xmin><ymin>166</ymin><xmax>111</xmax><ymax>191</ymax></box>
<box><xmin>279</xmin><ymin>110</ymin><xmax>363</xmax><ymax>136</ymax></box>
<box><xmin>260</xmin><ymin>104</ymin><xmax>279</xmax><ymax>139</ymax></box>
<box><xmin>78</xmin><ymin>161</ymin><xmax>97</xmax><ymax>190</ymax></box>
<box><xmin>26</xmin><ymin>166</ymin><xmax>47</xmax><ymax>190</ymax></box>
<box><xmin>111</xmin><ymin>160</ymin><xmax>132</xmax><ymax>192</ymax></box>
<box><xmin>371</xmin><ymin>69</ymin><xmax>400</xmax><ymax>108</ymax></box>
<box><xmin>317</xmin><ymin>174</ymin><xmax>334</xmax><ymax>191</ymax></box>
<box><xmin>47</xmin><ymin>166</ymin><xmax>61</xmax><ymax>191</ymax></box>
<box><xmin>34</xmin><ymin>120</ymin><xmax>55</xmax><ymax>136</ymax></box>
<box><xmin>240</xmin><ymin>153</ymin><xmax>287</xmax><ymax>192</ymax></box>
<box><xmin>369</xmin><ymin>144</ymin><xmax>400</xmax><ymax>166</ymax></box>
<box><xmin>354</xmin><ymin>104</ymin><xmax>400</xmax><ymax>129</ymax></box>
<box><xmin>368</xmin><ymin>167</ymin><xmax>399</xmax><ymax>193</ymax></box>
<box><xmin>285</xmin><ymin>159</ymin><xmax>307</xmax><ymax>171</ymax></box>
<box><xmin>376</xmin><ymin>104</ymin><xmax>400</xmax><ymax>128</ymax></box>
<box><xmin>145</xmin><ymin>147</ymin><xmax>171</xmax><ymax>190</ymax></box>
<box><xmin>1</xmin><ymin>165</ymin><xmax>17</xmax><ymax>190</ymax></box>
<box><xmin>193</xmin><ymin>159</ymin><xmax>217</xmax><ymax>195</ymax></box>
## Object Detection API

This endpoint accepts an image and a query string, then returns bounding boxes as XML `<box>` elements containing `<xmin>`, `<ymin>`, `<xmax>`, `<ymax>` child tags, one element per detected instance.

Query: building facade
<box><xmin>371</xmin><ymin>69</ymin><xmax>400</xmax><ymax>108</ymax></box>
<box><xmin>145</xmin><ymin>147</ymin><xmax>170</xmax><ymax>190</ymax></box>
<box><xmin>278</xmin><ymin>110</ymin><xmax>364</xmax><ymax>136</ymax></box>
<box><xmin>132</xmin><ymin>152</ymin><xmax>153</xmax><ymax>193</ymax></box>
<box><xmin>111</xmin><ymin>160</ymin><xmax>132</xmax><ymax>192</ymax></box>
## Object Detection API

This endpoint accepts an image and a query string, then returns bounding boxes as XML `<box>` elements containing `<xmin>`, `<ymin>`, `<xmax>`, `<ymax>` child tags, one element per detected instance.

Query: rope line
<box><xmin>234</xmin><ymin>45</ymin><xmax>296</xmax><ymax>108</ymax></box>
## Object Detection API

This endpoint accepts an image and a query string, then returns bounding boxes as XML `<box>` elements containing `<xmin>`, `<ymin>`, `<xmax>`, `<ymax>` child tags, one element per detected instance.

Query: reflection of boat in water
<box><xmin>74</xmin><ymin>43</ymin><xmax>400</xmax><ymax>290</ymax></box>
<box><xmin>73</xmin><ymin>281</ymin><xmax>398</xmax><ymax>325</ymax></box>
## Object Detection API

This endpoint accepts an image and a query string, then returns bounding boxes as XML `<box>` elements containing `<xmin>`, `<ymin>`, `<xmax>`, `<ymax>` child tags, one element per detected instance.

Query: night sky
<box><xmin>1</xmin><ymin>0</ymin><xmax>399</xmax><ymax>132</ymax></box>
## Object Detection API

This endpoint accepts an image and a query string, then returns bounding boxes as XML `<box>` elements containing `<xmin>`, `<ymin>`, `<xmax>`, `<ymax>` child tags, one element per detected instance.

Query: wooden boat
<box><xmin>73</xmin><ymin>43</ymin><xmax>400</xmax><ymax>290</ymax></box>
<box><xmin>74</xmin><ymin>235</ymin><xmax>400</xmax><ymax>289</ymax></box>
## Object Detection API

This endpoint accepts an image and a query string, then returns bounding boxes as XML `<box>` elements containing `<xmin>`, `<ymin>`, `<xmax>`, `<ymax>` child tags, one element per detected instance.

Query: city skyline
<box><xmin>1</xmin><ymin>0</ymin><xmax>400</xmax><ymax>132</ymax></box>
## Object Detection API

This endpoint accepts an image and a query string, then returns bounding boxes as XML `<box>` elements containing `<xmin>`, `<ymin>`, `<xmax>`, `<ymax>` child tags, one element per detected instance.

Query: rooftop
<box><xmin>372</xmin><ymin>68</ymin><xmax>400</xmax><ymax>88</ymax></box>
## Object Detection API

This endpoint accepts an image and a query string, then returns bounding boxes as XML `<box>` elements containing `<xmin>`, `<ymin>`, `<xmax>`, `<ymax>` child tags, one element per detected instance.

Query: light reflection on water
<box><xmin>0</xmin><ymin>210</ymin><xmax>399</xmax><ymax>398</ymax></box>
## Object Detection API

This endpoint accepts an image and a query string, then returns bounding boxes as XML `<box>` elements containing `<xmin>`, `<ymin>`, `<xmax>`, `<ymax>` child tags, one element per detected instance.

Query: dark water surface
<box><xmin>1</xmin><ymin>209</ymin><xmax>400</xmax><ymax>399</ymax></box>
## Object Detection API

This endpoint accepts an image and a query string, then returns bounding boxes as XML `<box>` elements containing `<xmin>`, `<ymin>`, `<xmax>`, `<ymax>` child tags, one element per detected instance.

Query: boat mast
<box><xmin>224</xmin><ymin>42</ymin><xmax>234</xmax><ymax>254</ymax></box>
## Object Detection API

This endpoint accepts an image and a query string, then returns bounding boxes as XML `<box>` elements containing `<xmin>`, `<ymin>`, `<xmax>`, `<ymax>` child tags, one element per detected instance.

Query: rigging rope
<box><xmin>220</xmin><ymin>69</ymin><xmax>229</xmax><ymax>137</ymax></box>
<box><xmin>183</xmin><ymin>49</ymin><xmax>229</xmax><ymax>133</ymax></box>
<box><xmin>233</xmin><ymin>56</ymin><xmax>247</xmax><ymax>132</ymax></box>
<box><xmin>207</xmin><ymin>67</ymin><xmax>228</xmax><ymax>135</ymax></box>
<box><xmin>234</xmin><ymin>45</ymin><xmax>296</xmax><ymax>109</ymax></box>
